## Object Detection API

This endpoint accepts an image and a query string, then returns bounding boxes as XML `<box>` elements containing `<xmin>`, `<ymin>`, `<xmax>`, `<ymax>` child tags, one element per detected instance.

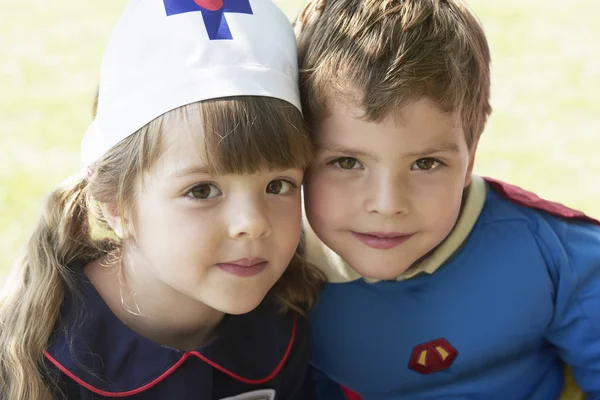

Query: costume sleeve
<box><xmin>278</xmin><ymin>314</ymin><xmax>317</xmax><ymax>400</ymax></box>
<box><xmin>541</xmin><ymin>217</ymin><xmax>600</xmax><ymax>399</ymax></box>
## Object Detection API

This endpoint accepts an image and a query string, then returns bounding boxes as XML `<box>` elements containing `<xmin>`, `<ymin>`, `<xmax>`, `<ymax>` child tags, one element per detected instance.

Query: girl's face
<box><xmin>122</xmin><ymin>121</ymin><xmax>304</xmax><ymax>315</ymax></box>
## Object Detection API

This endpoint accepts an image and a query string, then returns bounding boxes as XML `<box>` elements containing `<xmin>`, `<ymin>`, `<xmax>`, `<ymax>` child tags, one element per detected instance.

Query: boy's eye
<box><xmin>412</xmin><ymin>158</ymin><xmax>441</xmax><ymax>171</ymax></box>
<box><xmin>188</xmin><ymin>183</ymin><xmax>222</xmax><ymax>200</ymax></box>
<box><xmin>332</xmin><ymin>157</ymin><xmax>361</xmax><ymax>170</ymax></box>
<box><xmin>266</xmin><ymin>180</ymin><xmax>296</xmax><ymax>195</ymax></box>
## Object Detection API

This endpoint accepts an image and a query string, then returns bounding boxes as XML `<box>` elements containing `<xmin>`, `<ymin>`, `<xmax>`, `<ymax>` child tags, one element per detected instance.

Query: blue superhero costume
<box><xmin>306</xmin><ymin>176</ymin><xmax>600</xmax><ymax>400</ymax></box>
<box><xmin>44</xmin><ymin>269</ymin><xmax>314</xmax><ymax>399</ymax></box>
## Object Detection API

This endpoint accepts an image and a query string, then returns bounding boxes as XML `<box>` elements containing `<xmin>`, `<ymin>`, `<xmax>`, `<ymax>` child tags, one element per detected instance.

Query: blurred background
<box><xmin>1</xmin><ymin>0</ymin><xmax>599</xmax><ymax>282</ymax></box>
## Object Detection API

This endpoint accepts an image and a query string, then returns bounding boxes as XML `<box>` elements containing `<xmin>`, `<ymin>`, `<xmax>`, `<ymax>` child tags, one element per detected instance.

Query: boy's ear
<box><xmin>464</xmin><ymin>137</ymin><xmax>480</xmax><ymax>187</ymax></box>
<box><xmin>99</xmin><ymin>201</ymin><xmax>127</xmax><ymax>239</ymax></box>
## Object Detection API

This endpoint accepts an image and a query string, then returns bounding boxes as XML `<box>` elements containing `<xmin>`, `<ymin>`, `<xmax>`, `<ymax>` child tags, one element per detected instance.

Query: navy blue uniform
<box><xmin>44</xmin><ymin>272</ymin><xmax>314</xmax><ymax>399</ymax></box>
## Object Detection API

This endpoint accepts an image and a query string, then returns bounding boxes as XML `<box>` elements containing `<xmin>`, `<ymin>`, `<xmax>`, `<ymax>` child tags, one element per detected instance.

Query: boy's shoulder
<box><xmin>481</xmin><ymin>176</ymin><xmax>600</xmax><ymax>228</ymax></box>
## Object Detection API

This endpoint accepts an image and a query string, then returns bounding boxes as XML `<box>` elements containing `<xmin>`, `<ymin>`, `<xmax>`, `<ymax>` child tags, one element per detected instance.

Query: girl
<box><xmin>0</xmin><ymin>0</ymin><xmax>323</xmax><ymax>399</ymax></box>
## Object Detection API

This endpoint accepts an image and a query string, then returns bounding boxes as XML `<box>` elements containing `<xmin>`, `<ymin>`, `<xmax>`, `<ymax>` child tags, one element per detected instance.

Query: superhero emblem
<box><xmin>408</xmin><ymin>338</ymin><xmax>458</xmax><ymax>375</ymax></box>
<box><xmin>163</xmin><ymin>0</ymin><xmax>253</xmax><ymax>40</ymax></box>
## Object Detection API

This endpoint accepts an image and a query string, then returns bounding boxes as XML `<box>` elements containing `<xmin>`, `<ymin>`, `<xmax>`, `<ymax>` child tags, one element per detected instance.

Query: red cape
<box><xmin>483</xmin><ymin>177</ymin><xmax>599</xmax><ymax>226</ymax></box>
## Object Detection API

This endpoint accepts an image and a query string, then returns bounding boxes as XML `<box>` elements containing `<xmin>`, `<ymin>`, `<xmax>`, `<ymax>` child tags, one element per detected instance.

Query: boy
<box><xmin>295</xmin><ymin>0</ymin><xmax>600</xmax><ymax>399</ymax></box>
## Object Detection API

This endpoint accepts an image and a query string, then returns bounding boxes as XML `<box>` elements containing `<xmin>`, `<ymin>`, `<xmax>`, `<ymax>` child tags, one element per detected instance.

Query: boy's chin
<box><xmin>348</xmin><ymin>259</ymin><xmax>414</xmax><ymax>281</ymax></box>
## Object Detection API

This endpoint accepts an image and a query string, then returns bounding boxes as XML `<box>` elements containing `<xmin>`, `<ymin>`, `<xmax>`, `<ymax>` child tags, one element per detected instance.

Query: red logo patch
<box><xmin>408</xmin><ymin>338</ymin><xmax>458</xmax><ymax>375</ymax></box>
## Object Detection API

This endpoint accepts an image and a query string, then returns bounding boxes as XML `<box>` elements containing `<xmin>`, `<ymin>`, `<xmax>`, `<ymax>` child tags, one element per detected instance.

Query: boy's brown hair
<box><xmin>295</xmin><ymin>0</ymin><xmax>492</xmax><ymax>146</ymax></box>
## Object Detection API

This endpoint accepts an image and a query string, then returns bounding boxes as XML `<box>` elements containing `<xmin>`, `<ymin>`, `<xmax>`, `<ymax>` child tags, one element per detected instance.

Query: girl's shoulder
<box><xmin>44</xmin><ymin>273</ymin><xmax>310</xmax><ymax>398</ymax></box>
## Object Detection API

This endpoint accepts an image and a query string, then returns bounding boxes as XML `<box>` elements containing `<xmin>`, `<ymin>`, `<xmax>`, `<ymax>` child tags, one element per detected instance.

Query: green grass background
<box><xmin>1</xmin><ymin>0</ymin><xmax>598</xmax><ymax>280</ymax></box>
<box><xmin>0</xmin><ymin>1</ymin><xmax>596</xmax><ymax>397</ymax></box>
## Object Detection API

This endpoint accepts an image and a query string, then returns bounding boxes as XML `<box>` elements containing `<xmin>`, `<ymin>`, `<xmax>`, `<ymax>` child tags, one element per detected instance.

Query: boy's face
<box><xmin>304</xmin><ymin>98</ymin><xmax>477</xmax><ymax>280</ymax></box>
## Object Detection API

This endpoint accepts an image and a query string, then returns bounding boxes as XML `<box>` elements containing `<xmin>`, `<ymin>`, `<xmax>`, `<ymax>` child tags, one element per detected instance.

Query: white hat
<box><xmin>81</xmin><ymin>0</ymin><xmax>301</xmax><ymax>166</ymax></box>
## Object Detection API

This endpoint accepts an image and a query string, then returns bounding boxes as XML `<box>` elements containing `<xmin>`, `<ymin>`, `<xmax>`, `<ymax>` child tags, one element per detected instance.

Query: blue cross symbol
<box><xmin>164</xmin><ymin>0</ymin><xmax>253</xmax><ymax>40</ymax></box>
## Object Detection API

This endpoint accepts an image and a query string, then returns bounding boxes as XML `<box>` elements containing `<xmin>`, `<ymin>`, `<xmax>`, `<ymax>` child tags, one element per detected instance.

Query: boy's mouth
<box><xmin>351</xmin><ymin>231</ymin><xmax>413</xmax><ymax>250</ymax></box>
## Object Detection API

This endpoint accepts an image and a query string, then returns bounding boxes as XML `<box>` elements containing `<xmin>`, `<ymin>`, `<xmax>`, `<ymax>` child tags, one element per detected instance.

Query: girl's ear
<box><xmin>99</xmin><ymin>201</ymin><xmax>128</xmax><ymax>239</ymax></box>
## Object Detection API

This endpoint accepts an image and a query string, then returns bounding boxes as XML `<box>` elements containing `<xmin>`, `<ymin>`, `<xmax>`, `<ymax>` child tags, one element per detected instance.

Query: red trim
<box><xmin>43</xmin><ymin>312</ymin><xmax>298</xmax><ymax>396</ymax></box>
<box><xmin>341</xmin><ymin>385</ymin><xmax>362</xmax><ymax>400</ymax></box>
<box><xmin>189</xmin><ymin>312</ymin><xmax>297</xmax><ymax>385</ymax></box>
<box><xmin>484</xmin><ymin>177</ymin><xmax>600</xmax><ymax>226</ymax></box>
<box><xmin>43</xmin><ymin>350</ymin><xmax>190</xmax><ymax>397</ymax></box>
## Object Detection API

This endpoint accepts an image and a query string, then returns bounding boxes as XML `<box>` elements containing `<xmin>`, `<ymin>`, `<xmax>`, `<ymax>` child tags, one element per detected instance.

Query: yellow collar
<box><xmin>305</xmin><ymin>175</ymin><xmax>488</xmax><ymax>283</ymax></box>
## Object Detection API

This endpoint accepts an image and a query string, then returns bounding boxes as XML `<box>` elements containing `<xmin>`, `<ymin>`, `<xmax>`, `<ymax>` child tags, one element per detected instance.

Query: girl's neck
<box><xmin>84</xmin><ymin>253</ymin><xmax>224</xmax><ymax>351</ymax></box>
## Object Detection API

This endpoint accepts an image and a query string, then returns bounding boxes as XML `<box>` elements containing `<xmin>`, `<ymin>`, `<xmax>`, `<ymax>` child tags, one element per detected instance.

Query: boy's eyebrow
<box><xmin>171</xmin><ymin>165</ymin><xmax>211</xmax><ymax>178</ymax></box>
<box><xmin>316</xmin><ymin>144</ymin><xmax>376</xmax><ymax>160</ymax></box>
<box><xmin>316</xmin><ymin>141</ymin><xmax>460</xmax><ymax>160</ymax></box>
<box><xmin>404</xmin><ymin>142</ymin><xmax>461</xmax><ymax>158</ymax></box>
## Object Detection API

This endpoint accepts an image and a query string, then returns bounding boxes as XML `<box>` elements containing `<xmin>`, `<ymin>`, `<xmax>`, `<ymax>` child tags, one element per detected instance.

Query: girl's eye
<box><xmin>188</xmin><ymin>184</ymin><xmax>222</xmax><ymax>200</ymax></box>
<box><xmin>331</xmin><ymin>157</ymin><xmax>362</xmax><ymax>170</ymax></box>
<box><xmin>266</xmin><ymin>180</ymin><xmax>296</xmax><ymax>195</ymax></box>
<box><xmin>412</xmin><ymin>158</ymin><xmax>441</xmax><ymax>171</ymax></box>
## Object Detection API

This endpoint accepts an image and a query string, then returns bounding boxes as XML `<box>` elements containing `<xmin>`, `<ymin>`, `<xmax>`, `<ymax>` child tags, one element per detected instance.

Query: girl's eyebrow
<box><xmin>170</xmin><ymin>165</ymin><xmax>211</xmax><ymax>178</ymax></box>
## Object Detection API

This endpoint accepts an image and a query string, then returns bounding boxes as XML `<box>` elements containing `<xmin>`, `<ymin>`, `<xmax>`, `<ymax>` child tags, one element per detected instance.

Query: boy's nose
<box><xmin>364</xmin><ymin>175</ymin><xmax>410</xmax><ymax>216</ymax></box>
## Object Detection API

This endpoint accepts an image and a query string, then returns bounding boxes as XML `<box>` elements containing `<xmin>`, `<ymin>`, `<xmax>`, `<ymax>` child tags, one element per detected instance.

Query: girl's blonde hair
<box><xmin>0</xmin><ymin>96</ymin><xmax>325</xmax><ymax>400</ymax></box>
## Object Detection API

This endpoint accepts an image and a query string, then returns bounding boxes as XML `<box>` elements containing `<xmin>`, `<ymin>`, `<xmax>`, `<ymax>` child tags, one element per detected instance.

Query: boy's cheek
<box><xmin>305</xmin><ymin>172</ymin><xmax>346</xmax><ymax>200</ymax></box>
<box><xmin>304</xmin><ymin>183</ymin><xmax>332</xmax><ymax>215</ymax></box>
<box><xmin>304</xmin><ymin>180</ymin><xmax>343</xmax><ymax>224</ymax></box>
